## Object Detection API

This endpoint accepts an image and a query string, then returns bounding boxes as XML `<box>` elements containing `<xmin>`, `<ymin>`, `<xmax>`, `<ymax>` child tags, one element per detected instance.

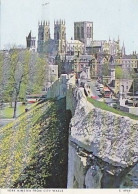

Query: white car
<box><xmin>98</xmin><ymin>84</ymin><xmax>104</xmax><ymax>88</ymax></box>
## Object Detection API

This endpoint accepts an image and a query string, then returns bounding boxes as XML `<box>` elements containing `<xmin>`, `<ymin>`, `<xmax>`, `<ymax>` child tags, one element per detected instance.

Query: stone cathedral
<box><xmin>37</xmin><ymin>20</ymin><xmax>66</xmax><ymax>55</ymax></box>
<box><xmin>37</xmin><ymin>20</ymin><xmax>124</xmax><ymax>58</ymax></box>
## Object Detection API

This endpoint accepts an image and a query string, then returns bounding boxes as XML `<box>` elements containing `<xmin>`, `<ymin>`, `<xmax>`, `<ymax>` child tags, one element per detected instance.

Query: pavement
<box><xmin>0</xmin><ymin>118</ymin><xmax>15</xmax><ymax>128</ymax></box>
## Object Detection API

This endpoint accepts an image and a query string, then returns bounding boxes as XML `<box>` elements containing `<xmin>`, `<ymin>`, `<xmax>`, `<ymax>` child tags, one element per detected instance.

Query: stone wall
<box><xmin>66</xmin><ymin>75</ymin><xmax>77</xmax><ymax>115</ymax></box>
<box><xmin>120</xmin><ymin>105</ymin><xmax>138</xmax><ymax>116</ymax></box>
<box><xmin>67</xmin><ymin>87</ymin><xmax>138</xmax><ymax>188</ymax></box>
<box><xmin>46</xmin><ymin>74</ymin><xmax>76</xmax><ymax>101</ymax></box>
<box><xmin>45</xmin><ymin>73</ymin><xmax>138</xmax><ymax>188</ymax></box>
<box><xmin>44</xmin><ymin>64</ymin><xmax>58</xmax><ymax>92</ymax></box>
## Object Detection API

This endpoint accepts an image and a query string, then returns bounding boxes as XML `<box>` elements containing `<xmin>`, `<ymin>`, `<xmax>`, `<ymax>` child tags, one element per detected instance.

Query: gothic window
<box><xmin>81</xmin><ymin>27</ymin><xmax>84</xmax><ymax>38</ymax></box>
<box><xmin>77</xmin><ymin>27</ymin><xmax>80</xmax><ymax>39</ymax></box>
<box><xmin>57</xmin><ymin>31</ymin><xmax>59</xmax><ymax>40</ymax></box>
<box><xmin>87</xmin><ymin>27</ymin><xmax>89</xmax><ymax>38</ymax></box>
<box><xmin>89</xmin><ymin>27</ymin><xmax>92</xmax><ymax>38</ymax></box>
<box><xmin>30</xmin><ymin>40</ymin><xmax>32</xmax><ymax>47</ymax></box>
<box><xmin>41</xmin><ymin>32</ymin><xmax>44</xmax><ymax>40</ymax></box>
<box><xmin>62</xmin><ymin>32</ymin><xmax>64</xmax><ymax>39</ymax></box>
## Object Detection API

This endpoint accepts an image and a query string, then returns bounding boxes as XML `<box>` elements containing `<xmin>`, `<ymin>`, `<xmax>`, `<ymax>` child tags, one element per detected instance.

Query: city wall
<box><xmin>67</xmin><ymin>87</ymin><xmax>138</xmax><ymax>188</ymax></box>
<box><xmin>1</xmin><ymin>73</ymin><xmax>137</xmax><ymax>188</ymax></box>
<box><xmin>46</xmin><ymin>74</ymin><xmax>138</xmax><ymax>188</ymax></box>
<box><xmin>120</xmin><ymin>105</ymin><xmax>138</xmax><ymax>116</ymax></box>
<box><xmin>46</xmin><ymin>73</ymin><xmax>76</xmax><ymax>114</ymax></box>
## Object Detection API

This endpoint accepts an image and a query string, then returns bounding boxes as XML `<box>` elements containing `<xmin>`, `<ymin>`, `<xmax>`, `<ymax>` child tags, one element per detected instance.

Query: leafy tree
<box><xmin>32</xmin><ymin>57</ymin><xmax>46</xmax><ymax>94</ymax></box>
<box><xmin>7</xmin><ymin>49</ymin><xmax>31</xmax><ymax>118</ymax></box>
<box><xmin>0</xmin><ymin>49</ymin><xmax>47</xmax><ymax>118</ymax></box>
<box><xmin>115</xmin><ymin>66</ymin><xmax>135</xmax><ymax>80</ymax></box>
<box><xmin>115</xmin><ymin>66</ymin><xmax>124</xmax><ymax>79</ymax></box>
<box><xmin>102</xmin><ymin>63</ymin><xmax>109</xmax><ymax>76</ymax></box>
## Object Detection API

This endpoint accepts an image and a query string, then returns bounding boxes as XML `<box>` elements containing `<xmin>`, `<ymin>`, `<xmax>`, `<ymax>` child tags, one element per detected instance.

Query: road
<box><xmin>87</xmin><ymin>80</ymin><xmax>100</xmax><ymax>100</ymax></box>
<box><xmin>0</xmin><ymin>119</ymin><xmax>15</xmax><ymax>128</ymax></box>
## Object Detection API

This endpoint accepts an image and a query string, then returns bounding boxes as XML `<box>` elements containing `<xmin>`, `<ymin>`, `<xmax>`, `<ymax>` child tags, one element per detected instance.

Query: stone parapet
<box><xmin>67</xmin><ymin>87</ymin><xmax>138</xmax><ymax>188</ymax></box>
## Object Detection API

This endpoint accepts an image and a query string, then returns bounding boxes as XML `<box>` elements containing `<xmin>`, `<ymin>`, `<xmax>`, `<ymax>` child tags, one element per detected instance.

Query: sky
<box><xmin>1</xmin><ymin>0</ymin><xmax>138</xmax><ymax>54</ymax></box>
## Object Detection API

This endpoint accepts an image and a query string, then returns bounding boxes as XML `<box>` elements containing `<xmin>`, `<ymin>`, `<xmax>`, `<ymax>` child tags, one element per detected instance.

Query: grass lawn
<box><xmin>87</xmin><ymin>97</ymin><xmax>138</xmax><ymax>120</ymax></box>
<box><xmin>0</xmin><ymin>103</ymin><xmax>34</xmax><ymax>119</ymax></box>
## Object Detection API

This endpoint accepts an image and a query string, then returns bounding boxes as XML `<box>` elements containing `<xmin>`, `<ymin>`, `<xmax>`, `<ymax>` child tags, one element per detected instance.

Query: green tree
<box><xmin>115</xmin><ymin>66</ymin><xmax>123</xmax><ymax>79</ymax></box>
<box><xmin>18</xmin><ymin>50</ymin><xmax>30</xmax><ymax>102</ymax></box>
<box><xmin>102</xmin><ymin>63</ymin><xmax>109</xmax><ymax>76</ymax></box>
<box><xmin>115</xmin><ymin>66</ymin><xmax>135</xmax><ymax>79</ymax></box>
<box><xmin>8</xmin><ymin>49</ymin><xmax>31</xmax><ymax>118</ymax></box>
<box><xmin>6</xmin><ymin>49</ymin><xmax>19</xmax><ymax>108</ymax></box>
<box><xmin>32</xmin><ymin>56</ymin><xmax>46</xmax><ymax>94</ymax></box>
<box><xmin>1</xmin><ymin>49</ymin><xmax>47</xmax><ymax>118</ymax></box>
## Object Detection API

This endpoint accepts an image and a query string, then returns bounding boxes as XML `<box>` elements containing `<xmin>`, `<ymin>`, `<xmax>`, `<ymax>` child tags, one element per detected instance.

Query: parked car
<box><xmin>91</xmin><ymin>96</ymin><xmax>98</xmax><ymax>100</ymax></box>
<box><xmin>125</xmin><ymin>98</ymin><xmax>138</xmax><ymax>107</ymax></box>
<box><xmin>105</xmin><ymin>98</ymin><xmax>119</xmax><ymax>109</ymax></box>
<box><xmin>96</xmin><ymin>87</ymin><xmax>100</xmax><ymax>91</ymax></box>
<box><xmin>98</xmin><ymin>84</ymin><xmax>104</xmax><ymax>89</ymax></box>
<box><xmin>108</xmin><ymin>102</ymin><xmax>118</xmax><ymax>109</ymax></box>
<box><xmin>125</xmin><ymin>97</ymin><xmax>138</xmax><ymax>106</ymax></box>
<box><xmin>96</xmin><ymin>91</ymin><xmax>103</xmax><ymax>98</ymax></box>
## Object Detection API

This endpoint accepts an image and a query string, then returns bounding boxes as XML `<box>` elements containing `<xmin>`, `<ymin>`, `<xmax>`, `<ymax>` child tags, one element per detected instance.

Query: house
<box><xmin>66</xmin><ymin>39</ymin><xmax>85</xmax><ymax>56</ymax></box>
<box><xmin>115</xmin><ymin>79</ymin><xmax>133</xmax><ymax>99</ymax></box>
<box><xmin>64</xmin><ymin>55</ymin><xmax>92</xmax><ymax>74</ymax></box>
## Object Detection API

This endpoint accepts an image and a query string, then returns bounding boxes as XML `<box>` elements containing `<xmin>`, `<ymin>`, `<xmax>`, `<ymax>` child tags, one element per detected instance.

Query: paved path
<box><xmin>0</xmin><ymin>119</ymin><xmax>15</xmax><ymax>128</ymax></box>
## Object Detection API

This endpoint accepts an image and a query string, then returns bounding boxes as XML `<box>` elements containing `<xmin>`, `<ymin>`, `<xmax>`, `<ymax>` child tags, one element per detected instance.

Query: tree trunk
<box><xmin>13</xmin><ymin>79</ymin><xmax>22</xmax><ymax>118</ymax></box>
<box><xmin>13</xmin><ymin>96</ymin><xmax>17</xmax><ymax>118</ymax></box>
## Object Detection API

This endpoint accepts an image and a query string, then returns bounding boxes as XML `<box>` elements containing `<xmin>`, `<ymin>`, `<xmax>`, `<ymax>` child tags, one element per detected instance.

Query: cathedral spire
<box><xmin>122</xmin><ymin>41</ymin><xmax>126</xmax><ymax>56</ymax></box>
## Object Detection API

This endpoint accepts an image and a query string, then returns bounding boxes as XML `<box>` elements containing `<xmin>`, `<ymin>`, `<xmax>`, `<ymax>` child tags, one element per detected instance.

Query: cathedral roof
<box><xmin>66</xmin><ymin>54</ymin><xmax>93</xmax><ymax>61</ymax></box>
<box><xmin>121</xmin><ymin>55</ymin><xmax>137</xmax><ymax>59</ymax></box>
<box><xmin>67</xmin><ymin>40</ymin><xmax>84</xmax><ymax>45</ymax></box>
<box><xmin>114</xmin><ymin>55</ymin><xmax>137</xmax><ymax>59</ymax></box>
<box><xmin>91</xmin><ymin>40</ymin><xmax>106</xmax><ymax>47</ymax></box>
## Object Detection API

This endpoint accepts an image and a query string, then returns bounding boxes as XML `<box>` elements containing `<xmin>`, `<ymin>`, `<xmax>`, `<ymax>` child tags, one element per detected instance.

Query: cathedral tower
<box><xmin>54</xmin><ymin>20</ymin><xmax>66</xmax><ymax>55</ymax></box>
<box><xmin>74</xmin><ymin>21</ymin><xmax>93</xmax><ymax>47</ymax></box>
<box><xmin>44</xmin><ymin>21</ymin><xmax>50</xmax><ymax>41</ymax></box>
<box><xmin>37</xmin><ymin>21</ymin><xmax>50</xmax><ymax>53</ymax></box>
